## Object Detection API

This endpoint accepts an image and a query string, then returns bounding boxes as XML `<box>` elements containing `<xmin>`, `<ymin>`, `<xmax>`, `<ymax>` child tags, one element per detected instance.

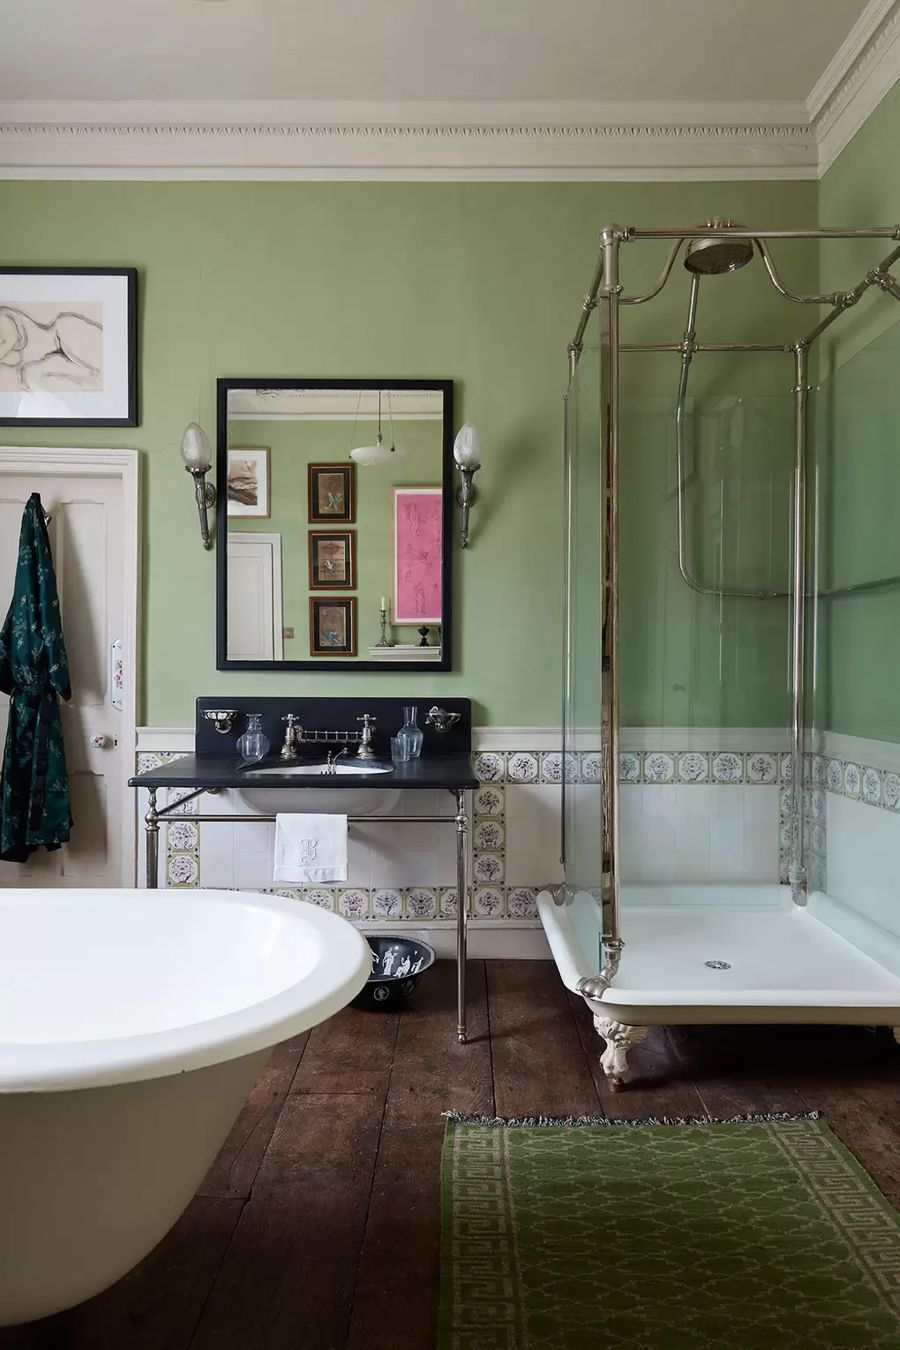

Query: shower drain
<box><xmin>705</xmin><ymin>959</ymin><xmax>731</xmax><ymax>970</ymax></box>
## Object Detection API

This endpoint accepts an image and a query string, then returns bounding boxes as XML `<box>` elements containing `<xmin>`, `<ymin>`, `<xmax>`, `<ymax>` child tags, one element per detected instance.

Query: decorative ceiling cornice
<box><xmin>0</xmin><ymin>1</ymin><xmax>897</xmax><ymax>184</ymax></box>
<box><xmin>809</xmin><ymin>0</ymin><xmax>900</xmax><ymax>172</ymax></box>
<box><xmin>0</xmin><ymin>108</ymin><xmax>817</xmax><ymax>180</ymax></box>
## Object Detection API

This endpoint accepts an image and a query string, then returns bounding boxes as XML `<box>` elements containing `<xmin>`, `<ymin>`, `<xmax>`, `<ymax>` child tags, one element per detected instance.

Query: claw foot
<box><xmin>593</xmin><ymin>1016</ymin><xmax>650</xmax><ymax>1091</ymax></box>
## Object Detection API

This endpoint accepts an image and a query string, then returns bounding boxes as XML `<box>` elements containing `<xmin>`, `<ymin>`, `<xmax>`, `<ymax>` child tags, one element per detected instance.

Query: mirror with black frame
<box><xmin>216</xmin><ymin>379</ymin><xmax>453</xmax><ymax>671</ymax></box>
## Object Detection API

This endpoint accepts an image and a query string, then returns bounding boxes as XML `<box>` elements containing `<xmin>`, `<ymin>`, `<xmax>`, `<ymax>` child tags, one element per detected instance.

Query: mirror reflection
<box><xmin>218</xmin><ymin>381</ymin><xmax>452</xmax><ymax>669</ymax></box>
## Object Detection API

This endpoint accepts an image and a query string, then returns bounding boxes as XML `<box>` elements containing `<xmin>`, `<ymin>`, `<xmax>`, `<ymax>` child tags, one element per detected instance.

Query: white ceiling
<box><xmin>1</xmin><ymin>0</ymin><xmax>867</xmax><ymax>103</ymax></box>
<box><xmin>1</xmin><ymin>0</ymin><xmax>898</xmax><ymax>179</ymax></box>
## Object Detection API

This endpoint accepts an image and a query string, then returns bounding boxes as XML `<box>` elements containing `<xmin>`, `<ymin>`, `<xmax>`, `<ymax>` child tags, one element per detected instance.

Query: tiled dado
<box><xmin>817</xmin><ymin>753</ymin><xmax>900</xmax><ymax>814</ymax></box>
<box><xmin>136</xmin><ymin>750</ymin><xmax>550</xmax><ymax>920</ymax></box>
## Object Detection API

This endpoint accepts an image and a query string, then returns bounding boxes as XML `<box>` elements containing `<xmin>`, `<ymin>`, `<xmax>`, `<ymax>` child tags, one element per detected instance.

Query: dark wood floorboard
<box><xmin>487</xmin><ymin>960</ymin><xmax>601</xmax><ymax>1118</ymax></box>
<box><xmin>198</xmin><ymin>1034</ymin><xmax>308</xmax><ymax>1200</ymax></box>
<box><xmin>345</xmin><ymin>962</ymin><xmax>492</xmax><ymax>1350</ymax></box>
<box><xmin>3</xmin><ymin>960</ymin><xmax>900</xmax><ymax>1350</ymax></box>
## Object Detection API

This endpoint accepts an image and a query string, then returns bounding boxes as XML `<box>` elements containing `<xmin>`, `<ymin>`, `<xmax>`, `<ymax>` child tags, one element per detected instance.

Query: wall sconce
<box><xmin>453</xmin><ymin>423</ymin><xmax>482</xmax><ymax>549</ymax></box>
<box><xmin>180</xmin><ymin>422</ymin><xmax>216</xmax><ymax>550</ymax></box>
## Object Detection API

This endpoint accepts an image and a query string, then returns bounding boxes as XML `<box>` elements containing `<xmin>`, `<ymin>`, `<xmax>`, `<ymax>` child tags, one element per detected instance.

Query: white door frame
<box><xmin>227</xmin><ymin>530</ymin><xmax>284</xmax><ymax>660</ymax></box>
<box><xmin>0</xmin><ymin>447</ymin><xmax>141</xmax><ymax>884</ymax></box>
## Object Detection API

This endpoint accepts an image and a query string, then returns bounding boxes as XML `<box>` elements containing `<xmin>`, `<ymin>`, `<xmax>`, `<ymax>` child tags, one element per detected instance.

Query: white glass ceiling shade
<box><xmin>349</xmin><ymin>433</ymin><xmax>406</xmax><ymax>467</ymax></box>
<box><xmin>180</xmin><ymin>421</ymin><xmax>213</xmax><ymax>472</ymax></box>
<box><xmin>453</xmin><ymin>423</ymin><xmax>482</xmax><ymax>470</ymax></box>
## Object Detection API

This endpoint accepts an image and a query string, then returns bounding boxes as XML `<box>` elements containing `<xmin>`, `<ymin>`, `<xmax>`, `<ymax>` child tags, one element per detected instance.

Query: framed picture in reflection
<box><xmin>308</xmin><ymin>462</ymin><xmax>356</xmax><ymax>523</ymax></box>
<box><xmin>309</xmin><ymin>596</ymin><xmax>357</xmax><ymax>657</ymax></box>
<box><xmin>308</xmin><ymin>531</ymin><xmax>356</xmax><ymax>589</ymax></box>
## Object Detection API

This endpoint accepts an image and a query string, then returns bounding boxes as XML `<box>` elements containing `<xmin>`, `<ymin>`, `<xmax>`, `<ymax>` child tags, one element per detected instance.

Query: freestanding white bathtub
<box><xmin>0</xmin><ymin>888</ymin><xmax>370</xmax><ymax>1326</ymax></box>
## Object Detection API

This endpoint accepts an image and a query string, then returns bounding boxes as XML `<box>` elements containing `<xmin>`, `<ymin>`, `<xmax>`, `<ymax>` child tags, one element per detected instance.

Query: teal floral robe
<box><xmin>0</xmin><ymin>494</ymin><xmax>72</xmax><ymax>863</ymax></box>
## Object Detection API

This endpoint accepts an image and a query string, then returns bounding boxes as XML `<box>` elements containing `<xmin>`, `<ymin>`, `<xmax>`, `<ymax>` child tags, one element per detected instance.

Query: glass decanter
<box><xmin>237</xmin><ymin>712</ymin><xmax>270</xmax><ymax>764</ymax></box>
<box><xmin>397</xmin><ymin>705</ymin><xmax>424</xmax><ymax>760</ymax></box>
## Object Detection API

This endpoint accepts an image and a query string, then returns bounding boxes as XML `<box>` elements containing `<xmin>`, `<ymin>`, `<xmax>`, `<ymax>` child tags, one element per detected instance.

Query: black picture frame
<box><xmin>0</xmin><ymin>266</ymin><xmax>138</xmax><ymax>427</ymax></box>
<box><xmin>309</xmin><ymin>530</ymin><xmax>356</xmax><ymax>589</ymax></box>
<box><xmin>216</xmin><ymin>377</ymin><xmax>454</xmax><ymax>673</ymax></box>
<box><xmin>309</xmin><ymin>596</ymin><xmax>357</xmax><ymax>657</ymax></box>
<box><xmin>308</xmin><ymin>462</ymin><xmax>356</xmax><ymax>524</ymax></box>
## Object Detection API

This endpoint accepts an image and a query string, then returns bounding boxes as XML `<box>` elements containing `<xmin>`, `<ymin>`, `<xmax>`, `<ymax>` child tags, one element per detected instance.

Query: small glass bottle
<box><xmin>397</xmin><ymin>705</ymin><xmax>424</xmax><ymax>760</ymax></box>
<box><xmin>237</xmin><ymin>712</ymin><xmax>270</xmax><ymax>763</ymax></box>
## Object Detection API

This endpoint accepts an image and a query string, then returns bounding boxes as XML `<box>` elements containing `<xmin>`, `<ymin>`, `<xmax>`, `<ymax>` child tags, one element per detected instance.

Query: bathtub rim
<box><xmin>0</xmin><ymin>889</ymin><xmax>370</xmax><ymax>1094</ymax></box>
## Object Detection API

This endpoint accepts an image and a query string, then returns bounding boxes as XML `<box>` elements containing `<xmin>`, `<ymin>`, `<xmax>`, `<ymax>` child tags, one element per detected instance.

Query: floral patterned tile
<box><xmin>372</xmin><ymin>888</ymin><xmax>403</xmax><ymax>919</ymax></box>
<box><xmin>779</xmin><ymin>753</ymin><xmax>793</xmax><ymax>783</ymax></box>
<box><xmin>581</xmin><ymin>752</ymin><xmax>602</xmax><ymax>784</ymax></box>
<box><xmin>862</xmin><ymin>766</ymin><xmax>883</xmax><ymax>807</ymax></box>
<box><xmin>165</xmin><ymin>819</ymin><xmax>199</xmax><ymax>852</ymax></box>
<box><xmin>474</xmin><ymin>783</ymin><xmax>505</xmax><ymax>817</ymax></box>
<box><xmin>506</xmin><ymin>887</ymin><xmax>538</xmax><ymax>919</ymax></box>
<box><xmin>166</xmin><ymin>852</ymin><xmax>199</xmax><ymax>887</ymax></box>
<box><xmin>618</xmin><ymin>751</ymin><xmax>640</xmax><ymax>784</ymax></box>
<box><xmin>338</xmin><ymin>889</ymin><xmax>370</xmax><ymax>920</ymax></box>
<box><xmin>302</xmin><ymin>888</ymin><xmax>335</xmax><ymax>910</ymax></box>
<box><xmin>711</xmin><ymin>752</ymin><xmax>743</xmax><ymax>784</ymax></box>
<box><xmin>473</xmin><ymin>818</ymin><xmax>505</xmax><ymax>851</ymax></box>
<box><xmin>676</xmin><ymin>751</ymin><xmax>709</xmax><ymax>784</ymax></box>
<box><xmin>439</xmin><ymin>887</ymin><xmax>459</xmax><ymax>919</ymax></box>
<box><xmin>507</xmin><ymin>752</ymin><xmax>539</xmax><ymax>783</ymax></box>
<box><xmin>826</xmin><ymin>759</ymin><xmax>843</xmax><ymax>793</ymax></box>
<box><xmin>643</xmin><ymin>752</ymin><xmax>675</xmax><ymax>783</ymax></box>
<box><xmin>540</xmin><ymin>752</ymin><xmax>578</xmax><ymax>784</ymax></box>
<box><xmin>162</xmin><ymin>787</ymin><xmax>199</xmax><ymax>815</ymax></box>
<box><xmin>883</xmin><ymin>773</ymin><xmax>900</xmax><ymax>812</ymax></box>
<box><xmin>137</xmin><ymin>752</ymin><xmax>163</xmax><ymax>774</ymax></box>
<box><xmin>746</xmin><ymin>752</ymin><xmax>777</xmax><ymax>785</ymax></box>
<box><xmin>473</xmin><ymin>752</ymin><xmax>505</xmax><ymax>782</ymax></box>
<box><xmin>405</xmin><ymin>887</ymin><xmax>437</xmax><ymax>919</ymax></box>
<box><xmin>474</xmin><ymin>887</ymin><xmax>505</xmax><ymax>918</ymax></box>
<box><xmin>811</xmin><ymin>755</ymin><xmax>826</xmax><ymax>786</ymax></box>
<box><xmin>473</xmin><ymin>852</ymin><xmax>504</xmax><ymax>886</ymax></box>
<box><xmin>842</xmin><ymin>762</ymin><xmax>861</xmax><ymax>799</ymax></box>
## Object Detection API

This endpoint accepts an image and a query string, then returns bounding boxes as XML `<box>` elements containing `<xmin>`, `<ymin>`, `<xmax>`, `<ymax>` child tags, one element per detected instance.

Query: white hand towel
<box><xmin>274</xmin><ymin>813</ymin><xmax>348</xmax><ymax>885</ymax></box>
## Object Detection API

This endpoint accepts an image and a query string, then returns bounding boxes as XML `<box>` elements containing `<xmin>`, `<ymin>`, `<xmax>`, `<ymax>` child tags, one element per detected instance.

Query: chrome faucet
<box><xmin>280</xmin><ymin>713</ymin><xmax>303</xmax><ymax>760</ymax></box>
<box><xmin>356</xmin><ymin>714</ymin><xmax>377</xmax><ymax>760</ymax></box>
<box><xmin>325</xmin><ymin>747</ymin><xmax>348</xmax><ymax>774</ymax></box>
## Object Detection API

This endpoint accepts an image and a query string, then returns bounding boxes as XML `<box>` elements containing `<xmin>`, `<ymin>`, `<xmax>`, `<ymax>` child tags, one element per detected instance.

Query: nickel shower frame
<box><xmin>564</xmin><ymin>221</ymin><xmax>900</xmax><ymax>998</ymax></box>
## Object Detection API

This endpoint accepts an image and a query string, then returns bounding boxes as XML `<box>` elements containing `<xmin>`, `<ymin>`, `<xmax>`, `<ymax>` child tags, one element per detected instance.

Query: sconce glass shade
<box><xmin>350</xmin><ymin>433</ymin><xmax>406</xmax><ymax>467</ymax></box>
<box><xmin>180</xmin><ymin>422</ymin><xmax>213</xmax><ymax>473</ymax></box>
<box><xmin>453</xmin><ymin>423</ymin><xmax>482</xmax><ymax>471</ymax></box>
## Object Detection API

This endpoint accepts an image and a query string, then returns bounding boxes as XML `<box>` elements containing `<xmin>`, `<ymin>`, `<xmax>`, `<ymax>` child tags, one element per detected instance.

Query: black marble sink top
<box><xmin>129</xmin><ymin>752</ymin><xmax>477</xmax><ymax>792</ymax></box>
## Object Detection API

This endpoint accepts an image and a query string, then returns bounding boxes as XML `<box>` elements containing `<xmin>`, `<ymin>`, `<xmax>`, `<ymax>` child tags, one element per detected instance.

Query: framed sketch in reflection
<box><xmin>227</xmin><ymin>446</ymin><xmax>270</xmax><ymax>518</ymax></box>
<box><xmin>309</xmin><ymin>596</ymin><xmax>357</xmax><ymax>657</ymax></box>
<box><xmin>308</xmin><ymin>530</ymin><xmax>356</xmax><ymax>589</ymax></box>
<box><xmin>0</xmin><ymin>267</ymin><xmax>137</xmax><ymax>426</ymax></box>
<box><xmin>392</xmin><ymin>486</ymin><xmax>443</xmax><ymax>625</ymax></box>
<box><xmin>308</xmin><ymin>462</ymin><xmax>356</xmax><ymax>524</ymax></box>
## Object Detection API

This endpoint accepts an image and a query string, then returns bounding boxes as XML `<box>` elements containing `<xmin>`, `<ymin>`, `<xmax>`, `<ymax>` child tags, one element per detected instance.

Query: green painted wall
<box><xmin>228</xmin><ymin>418</ymin><xmax>442</xmax><ymax>658</ymax></box>
<box><xmin>0</xmin><ymin>180</ymin><xmax>818</xmax><ymax>727</ymax></box>
<box><xmin>814</xmin><ymin>83</ymin><xmax>900</xmax><ymax>742</ymax></box>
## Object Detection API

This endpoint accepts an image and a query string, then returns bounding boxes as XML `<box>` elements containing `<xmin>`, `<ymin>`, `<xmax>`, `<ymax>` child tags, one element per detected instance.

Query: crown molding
<box><xmin>810</xmin><ymin>0</ymin><xmax>900</xmax><ymax>174</ymax></box>
<box><xmin>1</xmin><ymin>1</ymin><xmax>899</xmax><ymax>189</ymax></box>
<box><xmin>0</xmin><ymin>99</ymin><xmax>816</xmax><ymax>181</ymax></box>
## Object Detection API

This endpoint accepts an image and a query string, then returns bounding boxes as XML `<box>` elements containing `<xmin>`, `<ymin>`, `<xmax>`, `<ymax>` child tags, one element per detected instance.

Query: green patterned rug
<box><xmin>439</xmin><ymin>1114</ymin><xmax>900</xmax><ymax>1350</ymax></box>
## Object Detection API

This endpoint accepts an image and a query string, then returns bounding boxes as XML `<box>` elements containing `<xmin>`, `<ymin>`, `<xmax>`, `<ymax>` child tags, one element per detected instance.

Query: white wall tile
<box><xmin>505</xmin><ymin>783</ymin><xmax>564</xmax><ymax>887</ymax></box>
<box><xmin>827</xmin><ymin>794</ymin><xmax>900</xmax><ymax>937</ymax></box>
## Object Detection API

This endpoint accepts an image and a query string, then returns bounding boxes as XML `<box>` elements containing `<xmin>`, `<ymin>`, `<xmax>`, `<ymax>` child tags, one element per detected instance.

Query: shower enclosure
<box><xmin>539</xmin><ymin>220</ymin><xmax>900</xmax><ymax>1089</ymax></box>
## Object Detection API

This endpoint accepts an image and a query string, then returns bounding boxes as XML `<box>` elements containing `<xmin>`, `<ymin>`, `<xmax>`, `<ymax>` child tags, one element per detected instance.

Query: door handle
<box><xmin>90</xmin><ymin>734</ymin><xmax>111</xmax><ymax>749</ymax></box>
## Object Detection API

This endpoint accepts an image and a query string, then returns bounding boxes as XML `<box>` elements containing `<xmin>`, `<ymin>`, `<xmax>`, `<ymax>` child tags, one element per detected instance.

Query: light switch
<box><xmin>283</xmin><ymin>626</ymin><xmax>295</xmax><ymax>639</ymax></box>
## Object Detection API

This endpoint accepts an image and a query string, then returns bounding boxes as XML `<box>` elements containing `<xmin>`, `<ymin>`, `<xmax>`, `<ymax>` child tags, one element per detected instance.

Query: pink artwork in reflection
<box><xmin>392</xmin><ymin>487</ymin><xmax>443</xmax><ymax>625</ymax></box>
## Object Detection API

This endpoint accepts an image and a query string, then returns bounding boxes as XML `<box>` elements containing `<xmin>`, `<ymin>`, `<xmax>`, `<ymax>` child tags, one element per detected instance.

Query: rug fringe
<box><xmin>442</xmin><ymin>1109</ymin><xmax>821</xmax><ymax>1127</ymax></box>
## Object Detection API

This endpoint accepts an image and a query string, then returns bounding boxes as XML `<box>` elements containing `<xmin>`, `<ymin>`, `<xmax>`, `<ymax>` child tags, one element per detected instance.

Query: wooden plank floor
<box><xmin>4</xmin><ymin>959</ymin><xmax>900</xmax><ymax>1350</ymax></box>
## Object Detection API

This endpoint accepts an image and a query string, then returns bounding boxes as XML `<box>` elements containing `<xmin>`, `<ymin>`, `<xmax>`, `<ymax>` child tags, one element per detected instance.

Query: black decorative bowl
<box><xmin>352</xmin><ymin>935</ymin><xmax>436</xmax><ymax>1011</ymax></box>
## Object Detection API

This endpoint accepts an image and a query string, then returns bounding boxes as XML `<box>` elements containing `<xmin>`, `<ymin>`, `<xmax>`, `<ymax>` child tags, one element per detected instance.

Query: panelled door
<box><xmin>0</xmin><ymin>453</ymin><xmax>138</xmax><ymax>887</ymax></box>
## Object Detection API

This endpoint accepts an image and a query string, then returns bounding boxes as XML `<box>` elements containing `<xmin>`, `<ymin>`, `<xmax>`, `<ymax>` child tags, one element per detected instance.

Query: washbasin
<box><xmin>244</xmin><ymin>762</ymin><xmax>393</xmax><ymax>778</ymax></box>
<box><xmin>236</xmin><ymin>760</ymin><xmax>402</xmax><ymax>817</ymax></box>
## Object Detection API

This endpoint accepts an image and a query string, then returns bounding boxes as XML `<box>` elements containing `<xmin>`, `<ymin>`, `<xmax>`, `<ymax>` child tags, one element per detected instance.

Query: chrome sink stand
<box><xmin>144</xmin><ymin>785</ymin><xmax>471</xmax><ymax>1043</ymax></box>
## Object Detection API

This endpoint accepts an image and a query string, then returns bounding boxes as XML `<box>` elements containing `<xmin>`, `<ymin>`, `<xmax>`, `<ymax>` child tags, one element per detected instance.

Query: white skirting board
<box><xmin>356</xmin><ymin>920</ymin><xmax>551</xmax><ymax>960</ymax></box>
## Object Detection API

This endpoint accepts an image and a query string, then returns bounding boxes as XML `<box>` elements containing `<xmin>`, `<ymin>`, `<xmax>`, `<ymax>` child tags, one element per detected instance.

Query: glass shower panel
<box><xmin>807</xmin><ymin>323</ymin><xmax>900</xmax><ymax>930</ymax></box>
<box><xmin>617</xmin><ymin>362</ymin><xmax>794</xmax><ymax>891</ymax></box>
<box><xmin>562</xmin><ymin>343</ymin><xmax>604</xmax><ymax>904</ymax></box>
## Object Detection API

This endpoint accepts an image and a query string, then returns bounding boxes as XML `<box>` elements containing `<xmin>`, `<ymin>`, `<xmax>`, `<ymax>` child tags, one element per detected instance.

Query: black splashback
<box><xmin>195</xmin><ymin>697</ymin><xmax>472</xmax><ymax>759</ymax></box>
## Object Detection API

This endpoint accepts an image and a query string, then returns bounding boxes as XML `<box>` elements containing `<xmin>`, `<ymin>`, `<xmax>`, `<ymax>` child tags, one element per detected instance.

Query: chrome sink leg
<box><xmin>145</xmin><ymin>788</ymin><xmax>160</xmax><ymax>890</ymax></box>
<box><xmin>455</xmin><ymin>788</ymin><xmax>468</xmax><ymax>1043</ymax></box>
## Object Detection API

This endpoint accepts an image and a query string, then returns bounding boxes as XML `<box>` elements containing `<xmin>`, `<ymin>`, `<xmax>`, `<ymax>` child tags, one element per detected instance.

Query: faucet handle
<box><xmin>357</xmin><ymin>713</ymin><xmax>376</xmax><ymax>727</ymax></box>
<box><xmin>282</xmin><ymin>713</ymin><xmax>299</xmax><ymax>725</ymax></box>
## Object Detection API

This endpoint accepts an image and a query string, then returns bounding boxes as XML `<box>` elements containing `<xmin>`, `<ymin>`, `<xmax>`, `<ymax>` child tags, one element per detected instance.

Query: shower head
<box><xmin>684</xmin><ymin>220</ymin><xmax>753</xmax><ymax>275</ymax></box>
